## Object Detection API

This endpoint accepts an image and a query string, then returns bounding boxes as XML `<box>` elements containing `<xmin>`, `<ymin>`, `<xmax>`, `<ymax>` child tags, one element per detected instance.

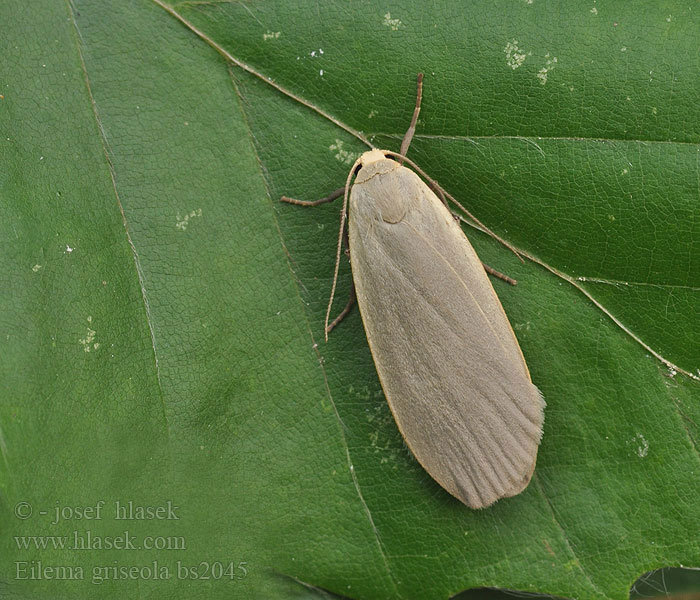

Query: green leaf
<box><xmin>2</xmin><ymin>1</ymin><xmax>699</xmax><ymax>599</ymax></box>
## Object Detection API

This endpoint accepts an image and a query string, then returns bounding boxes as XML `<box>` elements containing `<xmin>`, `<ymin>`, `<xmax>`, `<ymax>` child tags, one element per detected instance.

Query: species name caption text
<box><xmin>11</xmin><ymin>500</ymin><xmax>248</xmax><ymax>585</ymax></box>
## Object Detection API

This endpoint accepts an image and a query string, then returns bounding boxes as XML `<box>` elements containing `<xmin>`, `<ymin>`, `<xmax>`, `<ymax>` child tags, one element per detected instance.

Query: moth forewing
<box><xmin>347</xmin><ymin>152</ymin><xmax>545</xmax><ymax>509</ymax></box>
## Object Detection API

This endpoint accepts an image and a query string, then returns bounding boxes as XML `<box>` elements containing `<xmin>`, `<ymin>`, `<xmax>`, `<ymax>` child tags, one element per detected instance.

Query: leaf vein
<box><xmin>67</xmin><ymin>0</ymin><xmax>169</xmax><ymax>432</ymax></box>
<box><xmin>534</xmin><ymin>474</ymin><xmax>613</xmax><ymax>600</ymax></box>
<box><xmin>228</xmin><ymin>69</ymin><xmax>401</xmax><ymax>598</ymax></box>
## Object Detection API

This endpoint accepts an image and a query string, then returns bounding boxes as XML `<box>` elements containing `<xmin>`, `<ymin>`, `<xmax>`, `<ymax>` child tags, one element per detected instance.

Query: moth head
<box><xmin>353</xmin><ymin>150</ymin><xmax>399</xmax><ymax>184</ymax></box>
<box><xmin>359</xmin><ymin>149</ymin><xmax>390</xmax><ymax>167</ymax></box>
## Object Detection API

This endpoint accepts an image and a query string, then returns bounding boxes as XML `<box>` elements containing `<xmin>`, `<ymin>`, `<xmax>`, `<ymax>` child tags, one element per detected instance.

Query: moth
<box><xmin>282</xmin><ymin>74</ymin><xmax>544</xmax><ymax>508</ymax></box>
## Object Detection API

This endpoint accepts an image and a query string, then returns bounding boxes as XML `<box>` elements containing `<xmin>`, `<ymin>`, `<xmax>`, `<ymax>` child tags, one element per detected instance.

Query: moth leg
<box><xmin>326</xmin><ymin>225</ymin><xmax>354</xmax><ymax>334</ymax></box>
<box><xmin>399</xmin><ymin>73</ymin><xmax>424</xmax><ymax>162</ymax></box>
<box><xmin>283</xmin><ymin>162</ymin><xmax>364</xmax><ymax>340</ymax></box>
<box><xmin>482</xmin><ymin>263</ymin><xmax>517</xmax><ymax>286</ymax></box>
<box><xmin>326</xmin><ymin>284</ymin><xmax>356</xmax><ymax>334</ymax></box>
<box><xmin>280</xmin><ymin>187</ymin><xmax>345</xmax><ymax>206</ymax></box>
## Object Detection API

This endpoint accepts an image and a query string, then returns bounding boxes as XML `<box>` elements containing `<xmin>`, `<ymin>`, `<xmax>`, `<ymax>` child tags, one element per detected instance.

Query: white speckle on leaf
<box><xmin>263</xmin><ymin>31</ymin><xmax>281</xmax><ymax>41</ymax></box>
<box><xmin>504</xmin><ymin>40</ymin><xmax>530</xmax><ymax>69</ymax></box>
<box><xmin>666</xmin><ymin>14</ymin><xmax>672</xmax><ymax>22</ymax></box>
<box><xmin>383</xmin><ymin>12</ymin><xmax>402</xmax><ymax>30</ymax></box>
<box><xmin>32</xmin><ymin>264</ymin><xmax>42</xmax><ymax>272</ymax></box>
<box><xmin>652</xmin><ymin>106</ymin><xmax>658</xmax><ymax>115</ymax></box>
<box><xmin>352</xmin><ymin>385</ymin><xmax>372</xmax><ymax>401</ymax></box>
<box><xmin>621</xmin><ymin>46</ymin><xmax>627</xmax><ymax>52</ymax></box>
<box><xmin>622</xmin><ymin>168</ymin><xmax>629</xmax><ymax>175</ymax></box>
<box><xmin>65</xmin><ymin>245</ymin><xmax>74</xmax><ymax>253</ymax></box>
<box><xmin>319</xmin><ymin>69</ymin><xmax>324</xmax><ymax>76</ymax></box>
<box><xmin>175</xmin><ymin>208</ymin><xmax>202</xmax><ymax>231</ymax></box>
<box><xmin>329</xmin><ymin>139</ymin><xmax>359</xmax><ymax>165</ymax></box>
<box><xmin>536</xmin><ymin>53</ymin><xmax>557</xmax><ymax>84</ymax></box>
<box><xmin>369</xmin><ymin>430</ymin><xmax>379</xmax><ymax>447</ymax></box>
<box><xmin>633</xmin><ymin>433</ymin><xmax>649</xmax><ymax>458</ymax></box>
<box><xmin>79</xmin><ymin>318</ymin><xmax>99</xmax><ymax>353</ymax></box>
<box><xmin>590</xmin><ymin>6</ymin><xmax>598</xmax><ymax>14</ymax></box>
<box><xmin>368</xmin><ymin>110</ymin><xmax>377</xmax><ymax>118</ymax></box>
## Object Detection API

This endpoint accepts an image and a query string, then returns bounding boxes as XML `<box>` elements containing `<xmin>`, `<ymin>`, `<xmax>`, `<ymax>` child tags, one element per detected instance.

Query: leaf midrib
<box><xmin>69</xmin><ymin>0</ymin><xmax>170</xmax><ymax>434</ymax></box>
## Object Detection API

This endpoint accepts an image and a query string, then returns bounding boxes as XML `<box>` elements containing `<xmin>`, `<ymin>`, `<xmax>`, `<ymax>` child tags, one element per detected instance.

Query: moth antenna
<box><xmin>399</xmin><ymin>73</ymin><xmax>423</xmax><ymax>163</ymax></box>
<box><xmin>325</xmin><ymin>157</ymin><xmax>363</xmax><ymax>340</ymax></box>
<box><xmin>383</xmin><ymin>150</ymin><xmax>524</xmax><ymax>262</ymax></box>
